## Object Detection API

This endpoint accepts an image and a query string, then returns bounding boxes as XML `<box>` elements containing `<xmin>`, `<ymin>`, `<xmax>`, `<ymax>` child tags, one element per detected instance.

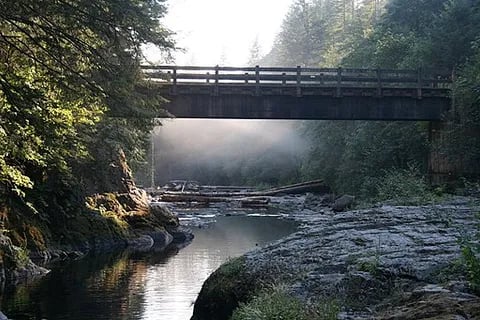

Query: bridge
<box><xmin>142</xmin><ymin>65</ymin><xmax>452</xmax><ymax>120</ymax></box>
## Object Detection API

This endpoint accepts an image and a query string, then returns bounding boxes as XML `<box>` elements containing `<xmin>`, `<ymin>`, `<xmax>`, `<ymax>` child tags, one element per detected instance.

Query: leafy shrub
<box><xmin>371</xmin><ymin>167</ymin><xmax>434</xmax><ymax>204</ymax></box>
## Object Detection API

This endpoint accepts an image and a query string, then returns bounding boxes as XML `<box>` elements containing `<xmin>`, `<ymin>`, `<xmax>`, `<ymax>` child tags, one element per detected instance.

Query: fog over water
<box><xmin>152</xmin><ymin>119</ymin><xmax>308</xmax><ymax>186</ymax></box>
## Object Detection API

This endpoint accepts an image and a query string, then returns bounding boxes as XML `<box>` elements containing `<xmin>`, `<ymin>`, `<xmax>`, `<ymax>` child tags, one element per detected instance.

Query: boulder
<box><xmin>332</xmin><ymin>194</ymin><xmax>355</xmax><ymax>211</ymax></box>
<box><xmin>0</xmin><ymin>234</ymin><xmax>49</xmax><ymax>284</ymax></box>
<box><xmin>150</xmin><ymin>204</ymin><xmax>179</xmax><ymax>228</ymax></box>
<box><xmin>127</xmin><ymin>235</ymin><xmax>154</xmax><ymax>251</ymax></box>
<box><xmin>192</xmin><ymin>199</ymin><xmax>480</xmax><ymax>320</ymax></box>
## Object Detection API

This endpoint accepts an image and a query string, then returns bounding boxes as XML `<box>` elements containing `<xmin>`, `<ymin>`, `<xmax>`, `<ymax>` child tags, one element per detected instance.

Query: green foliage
<box><xmin>462</xmin><ymin>212</ymin><xmax>480</xmax><ymax>295</ymax></box>
<box><xmin>0</xmin><ymin>1</ymin><xmax>177</xmax><ymax>275</ymax></box>
<box><xmin>301</xmin><ymin>121</ymin><xmax>428</xmax><ymax>199</ymax></box>
<box><xmin>358</xmin><ymin>259</ymin><xmax>381</xmax><ymax>276</ymax></box>
<box><xmin>439</xmin><ymin>43</ymin><xmax>480</xmax><ymax>173</ymax></box>
<box><xmin>231</xmin><ymin>285</ymin><xmax>339</xmax><ymax>320</ymax></box>
<box><xmin>462</xmin><ymin>245</ymin><xmax>480</xmax><ymax>294</ymax></box>
<box><xmin>373</xmin><ymin>167</ymin><xmax>433</xmax><ymax>204</ymax></box>
<box><xmin>262</xmin><ymin>0</ymin><xmax>383</xmax><ymax>67</ymax></box>
<box><xmin>0</xmin><ymin>0</ymin><xmax>174</xmax><ymax>217</ymax></box>
<box><xmin>265</xmin><ymin>0</ymin><xmax>480</xmax><ymax>196</ymax></box>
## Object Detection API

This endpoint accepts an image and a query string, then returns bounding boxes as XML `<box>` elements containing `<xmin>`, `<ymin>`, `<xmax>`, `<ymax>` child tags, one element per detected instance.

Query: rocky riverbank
<box><xmin>192</xmin><ymin>195</ymin><xmax>480</xmax><ymax>319</ymax></box>
<box><xmin>0</xmin><ymin>188</ymin><xmax>193</xmax><ymax>285</ymax></box>
<box><xmin>0</xmin><ymin>150</ymin><xmax>193</xmax><ymax>285</ymax></box>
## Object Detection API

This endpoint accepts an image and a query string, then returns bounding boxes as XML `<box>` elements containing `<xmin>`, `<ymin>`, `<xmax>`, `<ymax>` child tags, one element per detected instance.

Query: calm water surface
<box><xmin>1</xmin><ymin>215</ymin><xmax>297</xmax><ymax>320</ymax></box>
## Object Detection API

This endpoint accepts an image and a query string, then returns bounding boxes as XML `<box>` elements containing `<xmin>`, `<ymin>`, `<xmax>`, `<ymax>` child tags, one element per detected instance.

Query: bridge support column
<box><xmin>427</xmin><ymin>121</ymin><xmax>460</xmax><ymax>185</ymax></box>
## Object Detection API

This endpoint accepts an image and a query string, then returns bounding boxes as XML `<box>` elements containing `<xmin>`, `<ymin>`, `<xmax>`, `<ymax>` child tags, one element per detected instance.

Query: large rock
<box><xmin>332</xmin><ymin>194</ymin><xmax>355</xmax><ymax>211</ymax></box>
<box><xmin>0</xmin><ymin>234</ymin><xmax>48</xmax><ymax>284</ymax></box>
<box><xmin>192</xmin><ymin>197</ymin><xmax>480</xmax><ymax>320</ymax></box>
<box><xmin>88</xmin><ymin>148</ymin><xmax>137</xmax><ymax>194</ymax></box>
<box><xmin>149</xmin><ymin>204</ymin><xmax>179</xmax><ymax>228</ymax></box>
<box><xmin>376</xmin><ymin>285</ymin><xmax>480</xmax><ymax>319</ymax></box>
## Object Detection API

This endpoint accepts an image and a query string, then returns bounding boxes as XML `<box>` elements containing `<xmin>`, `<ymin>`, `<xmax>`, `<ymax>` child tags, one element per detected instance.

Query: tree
<box><xmin>0</xmin><ymin>0</ymin><xmax>174</xmax><ymax>198</ymax></box>
<box><xmin>247</xmin><ymin>36</ymin><xmax>262</xmax><ymax>65</ymax></box>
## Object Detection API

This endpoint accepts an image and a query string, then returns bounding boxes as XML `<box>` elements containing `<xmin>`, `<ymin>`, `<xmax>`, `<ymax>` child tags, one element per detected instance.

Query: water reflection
<box><xmin>1</xmin><ymin>216</ymin><xmax>297</xmax><ymax>320</ymax></box>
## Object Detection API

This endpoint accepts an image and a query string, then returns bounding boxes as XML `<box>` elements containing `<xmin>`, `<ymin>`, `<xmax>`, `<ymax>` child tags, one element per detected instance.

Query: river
<box><xmin>0</xmin><ymin>215</ymin><xmax>298</xmax><ymax>320</ymax></box>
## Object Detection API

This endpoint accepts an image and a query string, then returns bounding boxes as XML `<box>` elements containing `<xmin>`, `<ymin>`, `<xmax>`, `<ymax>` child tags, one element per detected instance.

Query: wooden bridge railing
<box><xmin>141</xmin><ymin>65</ymin><xmax>452</xmax><ymax>99</ymax></box>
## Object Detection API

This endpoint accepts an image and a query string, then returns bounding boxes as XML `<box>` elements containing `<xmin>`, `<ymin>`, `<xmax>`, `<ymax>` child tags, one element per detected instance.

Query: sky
<box><xmin>144</xmin><ymin>0</ymin><xmax>293</xmax><ymax>66</ymax></box>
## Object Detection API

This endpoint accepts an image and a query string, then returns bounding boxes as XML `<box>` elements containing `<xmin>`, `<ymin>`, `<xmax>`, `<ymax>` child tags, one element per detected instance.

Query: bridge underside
<box><xmin>160</xmin><ymin>94</ymin><xmax>450</xmax><ymax>121</ymax></box>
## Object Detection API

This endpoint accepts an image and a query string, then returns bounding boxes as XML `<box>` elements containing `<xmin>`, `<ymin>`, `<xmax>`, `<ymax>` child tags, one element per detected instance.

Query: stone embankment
<box><xmin>192</xmin><ymin>195</ymin><xmax>480</xmax><ymax>320</ymax></box>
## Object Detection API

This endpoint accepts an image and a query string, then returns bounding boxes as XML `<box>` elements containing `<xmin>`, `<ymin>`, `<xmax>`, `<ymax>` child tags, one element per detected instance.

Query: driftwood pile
<box><xmin>152</xmin><ymin>180</ymin><xmax>329</xmax><ymax>208</ymax></box>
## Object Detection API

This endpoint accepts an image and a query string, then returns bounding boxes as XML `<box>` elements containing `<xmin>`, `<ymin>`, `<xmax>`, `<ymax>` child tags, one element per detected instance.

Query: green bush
<box><xmin>230</xmin><ymin>285</ymin><xmax>338</xmax><ymax>320</ymax></box>
<box><xmin>371</xmin><ymin>167</ymin><xmax>434</xmax><ymax>204</ymax></box>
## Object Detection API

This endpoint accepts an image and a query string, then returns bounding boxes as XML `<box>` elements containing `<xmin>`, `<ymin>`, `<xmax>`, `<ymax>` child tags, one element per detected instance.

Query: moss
<box><xmin>100</xmin><ymin>211</ymin><xmax>129</xmax><ymax>232</ymax></box>
<box><xmin>61</xmin><ymin>212</ymin><xmax>128</xmax><ymax>245</ymax></box>
<box><xmin>192</xmin><ymin>257</ymin><xmax>258</xmax><ymax>320</ymax></box>
<box><xmin>14</xmin><ymin>246</ymin><xmax>30</xmax><ymax>268</ymax></box>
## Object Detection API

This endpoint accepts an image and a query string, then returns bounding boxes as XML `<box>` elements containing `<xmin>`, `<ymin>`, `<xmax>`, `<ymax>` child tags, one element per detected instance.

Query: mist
<box><xmin>151</xmin><ymin>119</ymin><xmax>308</xmax><ymax>186</ymax></box>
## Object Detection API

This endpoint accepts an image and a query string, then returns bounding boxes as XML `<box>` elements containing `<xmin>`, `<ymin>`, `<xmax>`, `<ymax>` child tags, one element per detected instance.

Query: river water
<box><xmin>0</xmin><ymin>215</ymin><xmax>297</xmax><ymax>320</ymax></box>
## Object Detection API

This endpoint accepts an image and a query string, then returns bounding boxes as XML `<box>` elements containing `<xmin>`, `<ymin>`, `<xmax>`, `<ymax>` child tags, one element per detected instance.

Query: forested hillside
<box><xmin>0</xmin><ymin>0</ymin><xmax>176</xmax><ymax>277</ymax></box>
<box><xmin>261</xmin><ymin>0</ymin><xmax>480</xmax><ymax>200</ymax></box>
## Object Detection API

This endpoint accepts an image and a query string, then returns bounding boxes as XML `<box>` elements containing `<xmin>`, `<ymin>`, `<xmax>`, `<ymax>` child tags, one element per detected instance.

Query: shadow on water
<box><xmin>0</xmin><ymin>216</ymin><xmax>298</xmax><ymax>320</ymax></box>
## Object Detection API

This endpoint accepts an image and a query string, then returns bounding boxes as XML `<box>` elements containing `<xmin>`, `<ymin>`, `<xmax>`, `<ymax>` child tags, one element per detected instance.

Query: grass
<box><xmin>230</xmin><ymin>285</ymin><xmax>339</xmax><ymax>320</ymax></box>
<box><xmin>357</xmin><ymin>259</ymin><xmax>381</xmax><ymax>276</ymax></box>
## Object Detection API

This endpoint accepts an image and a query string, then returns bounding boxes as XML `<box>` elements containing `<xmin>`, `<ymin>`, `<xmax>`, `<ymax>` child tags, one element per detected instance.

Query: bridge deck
<box><xmin>142</xmin><ymin>65</ymin><xmax>452</xmax><ymax>120</ymax></box>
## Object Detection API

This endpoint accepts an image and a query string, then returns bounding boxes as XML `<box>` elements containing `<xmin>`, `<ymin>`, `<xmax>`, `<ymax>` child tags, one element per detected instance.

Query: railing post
<box><xmin>376</xmin><ymin>69</ymin><xmax>382</xmax><ymax>98</ymax></box>
<box><xmin>245</xmin><ymin>72</ymin><xmax>249</xmax><ymax>84</ymax></box>
<box><xmin>296</xmin><ymin>66</ymin><xmax>302</xmax><ymax>97</ymax></box>
<box><xmin>214</xmin><ymin>65</ymin><xmax>219</xmax><ymax>96</ymax></box>
<box><xmin>417</xmin><ymin>67</ymin><xmax>423</xmax><ymax>99</ymax></box>
<box><xmin>319</xmin><ymin>73</ymin><xmax>324</xmax><ymax>85</ymax></box>
<box><xmin>206</xmin><ymin>72</ymin><xmax>210</xmax><ymax>84</ymax></box>
<box><xmin>172</xmin><ymin>66</ymin><xmax>177</xmax><ymax>95</ymax></box>
<box><xmin>336</xmin><ymin>67</ymin><xmax>342</xmax><ymax>97</ymax></box>
<box><xmin>282</xmin><ymin>72</ymin><xmax>286</xmax><ymax>86</ymax></box>
<box><xmin>255</xmin><ymin>65</ymin><xmax>260</xmax><ymax>96</ymax></box>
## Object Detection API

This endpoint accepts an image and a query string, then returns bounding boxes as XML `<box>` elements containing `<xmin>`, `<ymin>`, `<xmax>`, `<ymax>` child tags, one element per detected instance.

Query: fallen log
<box><xmin>257</xmin><ymin>180</ymin><xmax>329</xmax><ymax>196</ymax></box>
<box><xmin>157</xmin><ymin>180</ymin><xmax>328</xmax><ymax>198</ymax></box>
<box><xmin>159</xmin><ymin>194</ymin><xmax>230</xmax><ymax>203</ymax></box>
<box><xmin>239</xmin><ymin>197</ymin><xmax>270</xmax><ymax>208</ymax></box>
<box><xmin>154</xmin><ymin>180</ymin><xmax>329</xmax><ymax>203</ymax></box>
